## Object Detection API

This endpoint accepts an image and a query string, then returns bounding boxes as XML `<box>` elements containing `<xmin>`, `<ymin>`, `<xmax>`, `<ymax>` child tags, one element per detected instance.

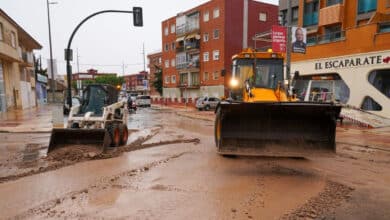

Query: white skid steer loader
<box><xmin>48</xmin><ymin>84</ymin><xmax>129</xmax><ymax>153</ymax></box>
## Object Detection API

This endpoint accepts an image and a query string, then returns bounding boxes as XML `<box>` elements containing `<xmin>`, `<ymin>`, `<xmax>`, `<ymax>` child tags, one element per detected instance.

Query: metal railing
<box><xmin>307</xmin><ymin>31</ymin><xmax>345</xmax><ymax>46</ymax></box>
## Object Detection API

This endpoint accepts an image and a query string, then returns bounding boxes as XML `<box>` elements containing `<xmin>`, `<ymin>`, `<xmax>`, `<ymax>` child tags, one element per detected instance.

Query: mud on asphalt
<box><xmin>0</xmin><ymin>126</ymin><xmax>200</xmax><ymax>184</ymax></box>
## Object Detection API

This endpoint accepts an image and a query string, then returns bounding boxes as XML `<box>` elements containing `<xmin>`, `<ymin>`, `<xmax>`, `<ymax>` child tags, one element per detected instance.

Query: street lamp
<box><xmin>46</xmin><ymin>0</ymin><xmax>58</xmax><ymax>102</ymax></box>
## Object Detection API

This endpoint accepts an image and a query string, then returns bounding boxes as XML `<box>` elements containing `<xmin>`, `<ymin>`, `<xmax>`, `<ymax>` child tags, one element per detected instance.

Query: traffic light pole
<box><xmin>286</xmin><ymin>0</ymin><xmax>292</xmax><ymax>89</ymax></box>
<box><xmin>65</xmin><ymin>8</ymin><xmax>143</xmax><ymax>109</ymax></box>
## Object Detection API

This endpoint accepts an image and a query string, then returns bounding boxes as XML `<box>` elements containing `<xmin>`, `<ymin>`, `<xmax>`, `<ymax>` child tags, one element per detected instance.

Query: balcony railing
<box><xmin>176</xmin><ymin>23</ymin><xmax>200</xmax><ymax>36</ymax></box>
<box><xmin>303</xmin><ymin>12</ymin><xmax>318</xmax><ymax>27</ymax></box>
<box><xmin>176</xmin><ymin>60</ymin><xmax>200</xmax><ymax>70</ymax></box>
<box><xmin>185</xmin><ymin>41</ymin><xmax>200</xmax><ymax>50</ymax></box>
<box><xmin>307</xmin><ymin>31</ymin><xmax>346</xmax><ymax>46</ymax></box>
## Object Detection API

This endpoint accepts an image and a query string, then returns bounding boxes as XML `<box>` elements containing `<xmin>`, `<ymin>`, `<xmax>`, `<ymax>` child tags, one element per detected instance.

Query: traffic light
<box><xmin>133</xmin><ymin>7</ymin><xmax>143</xmax><ymax>27</ymax></box>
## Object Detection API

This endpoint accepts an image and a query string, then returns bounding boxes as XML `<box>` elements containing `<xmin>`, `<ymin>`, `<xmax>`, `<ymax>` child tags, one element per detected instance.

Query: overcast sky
<box><xmin>1</xmin><ymin>0</ymin><xmax>278</xmax><ymax>76</ymax></box>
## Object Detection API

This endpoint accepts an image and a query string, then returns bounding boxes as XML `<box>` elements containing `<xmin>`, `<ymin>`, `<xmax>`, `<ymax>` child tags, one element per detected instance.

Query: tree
<box><xmin>153</xmin><ymin>65</ymin><xmax>163</xmax><ymax>95</ymax></box>
<box><xmin>95</xmin><ymin>75</ymin><xmax>124</xmax><ymax>87</ymax></box>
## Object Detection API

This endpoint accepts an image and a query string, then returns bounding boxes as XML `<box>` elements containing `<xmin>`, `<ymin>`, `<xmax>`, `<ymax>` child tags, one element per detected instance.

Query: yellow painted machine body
<box><xmin>214</xmin><ymin>48</ymin><xmax>341</xmax><ymax>157</ymax></box>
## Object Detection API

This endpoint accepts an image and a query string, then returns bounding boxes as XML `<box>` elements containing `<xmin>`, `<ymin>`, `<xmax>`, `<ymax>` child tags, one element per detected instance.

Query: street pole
<box><xmin>286</xmin><ymin>0</ymin><xmax>292</xmax><ymax>89</ymax></box>
<box><xmin>46</xmin><ymin>0</ymin><xmax>57</xmax><ymax>102</ymax></box>
<box><xmin>64</xmin><ymin>8</ymin><xmax>143</xmax><ymax>109</ymax></box>
<box><xmin>142</xmin><ymin>43</ymin><xmax>146</xmax><ymax>72</ymax></box>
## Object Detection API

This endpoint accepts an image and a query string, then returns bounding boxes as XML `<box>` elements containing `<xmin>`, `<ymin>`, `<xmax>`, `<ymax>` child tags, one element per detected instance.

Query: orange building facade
<box><xmin>280</xmin><ymin>0</ymin><xmax>390</xmax><ymax>118</ymax></box>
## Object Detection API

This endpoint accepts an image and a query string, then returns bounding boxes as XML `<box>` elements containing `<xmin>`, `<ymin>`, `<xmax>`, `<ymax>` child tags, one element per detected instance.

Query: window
<box><xmin>203</xmin><ymin>11</ymin><xmax>209</xmax><ymax>22</ymax></box>
<box><xmin>213</xmin><ymin>29</ymin><xmax>220</xmax><ymax>39</ymax></box>
<box><xmin>358</xmin><ymin>0</ymin><xmax>377</xmax><ymax>14</ymax></box>
<box><xmin>213</xmin><ymin>8</ymin><xmax>220</xmax><ymax>18</ymax></box>
<box><xmin>322</xmin><ymin>25</ymin><xmax>343</xmax><ymax>42</ymax></box>
<box><xmin>158</xmin><ymin>57</ymin><xmax>162</xmax><ymax>64</ymax></box>
<box><xmin>171</xmin><ymin>75</ymin><xmax>176</xmax><ymax>84</ymax></box>
<box><xmin>192</xmin><ymin>73</ymin><xmax>199</xmax><ymax>86</ymax></box>
<box><xmin>204</xmin><ymin>72</ymin><xmax>209</xmax><ymax>81</ymax></box>
<box><xmin>303</xmin><ymin>0</ymin><xmax>319</xmax><ymax>27</ymax></box>
<box><xmin>170</xmin><ymin>24</ymin><xmax>175</xmax><ymax>34</ymax></box>
<box><xmin>164</xmin><ymin>43</ymin><xmax>169</xmax><ymax>51</ymax></box>
<box><xmin>259</xmin><ymin>12</ymin><xmax>267</xmax><ymax>22</ymax></box>
<box><xmin>379</xmin><ymin>22</ymin><xmax>390</xmax><ymax>33</ymax></box>
<box><xmin>171</xmin><ymin>59</ymin><xmax>175</xmax><ymax>67</ymax></box>
<box><xmin>0</xmin><ymin>23</ymin><xmax>3</xmax><ymax>41</ymax></box>
<box><xmin>165</xmin><ymin>75</ymin><xmax>170</xmax><ymax>84</ymax></box>
<box><xmin>368</xmin><ymin>69</ymin><xmax>390</xmax><ymax>98</ymax></box>
<box><xmin>203</xmin><ymin>52</ymin><xmax>209</xmax><ymax>62</ymax></box>
<box><xmin>164</xmin><ymin>27</ymin><xmax>169</xmax><ymax>36</ymax></box>
<box><xmin>180</xmin><ymin>73</ymin><xmax>188</xmax><ymax>85</ymax></box>
<box><xmin>10</xmin><ymin>31</ymin><xmax>16</xmax><ymax>48</ymax></box>
<box><xmin>213</xmin><ymin>50</ymin><xmax>220</xmax><ymax>60</ymax></box>
<box><xmin>203</xmin><ymin>33</ymin><xmax>209</xmax><ymax>42</ymax></box>
<box><xmin>213</xmin><ymin>71</ymin><xmax>219</xmax><ymax>80</ymax></box>
<box><xmin>361</xmin><ymin>96</ymin><xmax>382</xmax><ymax>111</ymax></box>
<box><xmin>292</xmin><ymin>7</ymin><xmax>299</xmax><ymax>25</ymax></box>
<box><xmin>165</xmin><ymin>60</ymin><xmax>169</xmax><ymax>68</ymax></box>
<box><xmin>171</xmin><ymin>42</ymin><xmax>176</xmax><ymax>50</ymax></box>
<box><xmin>326</xmin><ymin>0</ymin><xmax>343</xmax><ymax>6</ymax></box>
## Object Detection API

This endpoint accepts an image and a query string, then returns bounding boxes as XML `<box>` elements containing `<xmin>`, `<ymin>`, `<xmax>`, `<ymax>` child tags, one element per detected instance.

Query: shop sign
<box><xmin>315</xmin><ymin>55</ymin><xmax>389</xmax><ymax>70</ymax></box>
<box><xmin>37</xmin><ymin>74</ymin><xmax>48</xmax><ymax>83</ymax></box>
<box><xmin>271</xmin><ymin>25</ymin><xmax>286</xmax><ymax>53</ymax></box>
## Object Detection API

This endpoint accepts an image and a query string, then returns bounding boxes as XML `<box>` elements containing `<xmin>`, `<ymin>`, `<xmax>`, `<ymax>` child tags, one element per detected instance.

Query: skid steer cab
<box><xmin>48</xmin><ymin>84</ymin><xmax>129</xmax><ymax>153</ymax></box>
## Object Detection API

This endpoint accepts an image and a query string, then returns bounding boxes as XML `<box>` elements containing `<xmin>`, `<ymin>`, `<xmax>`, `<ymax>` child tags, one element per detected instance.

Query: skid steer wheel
<box><xmin>107</xmin><ymin>124</ymin><xmax>121</xmax><ymax>147</ymax></box>
<box><xmin>119</xmin><ymin>124</ymin><xmax>129</xmax><ymax>146</ymax></box>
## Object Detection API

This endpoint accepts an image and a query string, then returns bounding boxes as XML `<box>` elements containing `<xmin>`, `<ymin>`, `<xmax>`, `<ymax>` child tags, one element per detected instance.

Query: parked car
<box><xmin>196</xmin><ymin>97</ymin><xmax>220</xmax><ymax>111</ymax></box>
<box><xmin>136</xmin><ymin>95</ymin><xmax>151</xmax><ymax>107</ymax></box>
<box><xmin>63</xmin><ymin>97</ymin><xmax>81</xmax><ymax>115</ymax></box>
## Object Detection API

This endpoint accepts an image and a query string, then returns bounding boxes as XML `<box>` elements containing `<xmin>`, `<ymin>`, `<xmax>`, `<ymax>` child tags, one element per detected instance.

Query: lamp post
<box><xmin>64</xmin><ymin>7</ymin><xmax>143</xmax><ymax>109</ymax></box>
<box><xmin>46</xmin><ymin>0</ymin><xmax>57</xmax><ymax>102</ymax></box>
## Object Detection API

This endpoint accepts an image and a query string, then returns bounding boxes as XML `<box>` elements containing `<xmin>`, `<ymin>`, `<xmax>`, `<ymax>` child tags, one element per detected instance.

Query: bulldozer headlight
<box><xmin>229</xmin><ymin>78</ymin><xmax>239</xmax><ymax>88</ymax></box>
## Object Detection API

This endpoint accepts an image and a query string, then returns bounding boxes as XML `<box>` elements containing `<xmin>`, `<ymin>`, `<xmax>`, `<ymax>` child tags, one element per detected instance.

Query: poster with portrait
<box><xmin>291</xmin><ymin>27</ymin><xmax>307</xmax><ymax>54</ymax></box>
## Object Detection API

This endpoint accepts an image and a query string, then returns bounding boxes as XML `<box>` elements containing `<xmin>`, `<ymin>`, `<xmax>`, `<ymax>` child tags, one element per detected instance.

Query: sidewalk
<box><xmin>0</xmin><ymin>104</ymin><xmax>60</xmax><ymax>133</ymax></box>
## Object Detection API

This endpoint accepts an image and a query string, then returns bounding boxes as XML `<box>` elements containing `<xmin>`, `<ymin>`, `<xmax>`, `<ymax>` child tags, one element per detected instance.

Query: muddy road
<box><xmin>1</xmin><ymin>107</ymin><xmax>390</xmax><ymax>219</ymax></box>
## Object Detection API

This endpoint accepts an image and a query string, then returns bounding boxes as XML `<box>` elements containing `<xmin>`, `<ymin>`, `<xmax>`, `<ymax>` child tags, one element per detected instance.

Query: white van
<box><xmin>136</xmin><ymin>95</ymin><xmax>151</xmax><ymax>107</ymax></box>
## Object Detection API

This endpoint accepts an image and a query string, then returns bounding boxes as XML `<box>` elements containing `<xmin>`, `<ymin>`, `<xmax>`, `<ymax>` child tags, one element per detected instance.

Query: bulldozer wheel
<box><xmin>214</xmin><ymin>108</ymin><xmax>222</xmax><ymax>149</ymax></box>
<box><xmin>107</xmin><ymin>124</ymin><xmax>120</xmax><ymax>147</ymax></box>
<box><xmin>119</xmin><ymin>124</ymin><xmax>129</xmax><ymax>146</ymax></box>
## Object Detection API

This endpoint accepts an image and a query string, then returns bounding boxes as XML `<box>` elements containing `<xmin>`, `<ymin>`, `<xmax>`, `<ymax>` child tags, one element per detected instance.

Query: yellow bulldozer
<box><xmin>214</xmin><ymin>48</ymin><xmax>341</xmax><ymax>157</ymax></box>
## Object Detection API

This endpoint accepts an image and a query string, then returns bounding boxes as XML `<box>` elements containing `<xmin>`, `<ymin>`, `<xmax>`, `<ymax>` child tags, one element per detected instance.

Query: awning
<box><xmin>185</xmin><ymin>33</ymin><xmax>201</xmax><ymax>40</ymax></box>
<box><xmin>176</xmin><ymin>36</ymin><xmax>185</xmax><ymax>42</ymax></box>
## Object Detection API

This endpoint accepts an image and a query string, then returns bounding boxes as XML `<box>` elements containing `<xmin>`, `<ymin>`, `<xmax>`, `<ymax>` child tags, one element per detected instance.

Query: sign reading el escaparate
<box><xmin>315</xmin><ymin>55</ymin><xmax>390</xmax><ymax>70</ymax></box>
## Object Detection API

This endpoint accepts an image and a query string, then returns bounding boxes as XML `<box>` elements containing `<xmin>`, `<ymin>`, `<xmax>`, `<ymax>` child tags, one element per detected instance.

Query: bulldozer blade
<box><xmin>216</xmin><ymin>102</ymin><xmax>341</xmax><ymax>157</ymax></box>
<box><xmin>48</xmin><ymin>128</ymin><xmax>111</xmax><ymax>153</ymax></box>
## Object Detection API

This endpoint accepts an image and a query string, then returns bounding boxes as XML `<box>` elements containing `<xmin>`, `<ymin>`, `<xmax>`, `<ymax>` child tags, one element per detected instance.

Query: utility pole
<box><xmin>142</xmin><ymin>43</ymin><xmax>146</xmax><ymax>72</ymax></box>
<box><xmin>46</xmin><ymin>0</ymin><xmax>57</xmax><ymax>102</ymax></box>
<box><xmin>76</xmin><ymin>48</ymin><xmax>80</xmax><ymax>73</ymax></box>
<box><xmin>286</xmin><ymin>0</ymin><xmax>292</xmax><ymax>86</ymax></box>
<box><xmin>122</xmin><ymin>61</ymin><xmax>125</xmax><ymax>76</ymax></box>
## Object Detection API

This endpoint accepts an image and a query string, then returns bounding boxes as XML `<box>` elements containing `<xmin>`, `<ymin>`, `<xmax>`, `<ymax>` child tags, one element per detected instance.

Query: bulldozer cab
<box><xmin>232</xmin><ymin>58</ymin><xmax>284</xmax><ymax>90</ymax></box>
<box><xmin>79</xmin><ymin>84</ymin><xmax>118</xmax><ymax>116</ymax></box>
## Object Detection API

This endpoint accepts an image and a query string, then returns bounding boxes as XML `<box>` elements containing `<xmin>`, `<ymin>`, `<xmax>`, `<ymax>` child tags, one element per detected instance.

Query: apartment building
<box><xmin>0</xmin><ymin>9</ymin><xmax>42</xmax><ymax>112</ymax></box>
<box><xmin>124</xmin><ymin>71</ymin><xmax>149</xmax><ymax>94</ymax></box>
<box><xmin>147</xmin><ymin>51</ymin><xmax>162</xmax><ymax>97</ymax></box>
<box><xmin>278</xmin><ymin>0</ymin><xmax>390</xmax><ymax>118</ymax></box>
<box><xmin>161</xmin><ymin>0</ymin><xmax>278</xmax><ymax>100</ymax></box>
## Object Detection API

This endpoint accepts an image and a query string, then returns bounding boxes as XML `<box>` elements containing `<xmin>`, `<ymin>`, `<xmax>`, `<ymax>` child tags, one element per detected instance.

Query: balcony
<box><xmin>184</xmin><ymin>40</ymin><xmax>200</xmax><ymax>51</ymax></box>
<box><xmin>176</xmin><ymin>60</ymin><xmax>200</xmax><ymax>70</ymax></box>
<box><xmin>176</xmin><ymin>23</ymin><xmax>200</xmax><ymax>36</ymax></box>
<box><xmin>303</xmin><ymin>12</ymin><xmax>318</xmax><ymax>27</ymax></box>
<box><xmin>319</xmin><ymin>4</ymin><xmax>344</xmax><ymax>26</ymax></box>
<box><xmin>307</xmin><ymin>31</ymin><xmax>346</xmax><ymax>46</ymax></box>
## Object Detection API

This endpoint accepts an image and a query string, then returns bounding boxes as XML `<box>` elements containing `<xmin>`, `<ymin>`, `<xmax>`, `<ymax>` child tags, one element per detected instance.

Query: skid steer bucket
<box><xmin>47</xmin><ymin>128</ymin><xmax>111</xmax><ymax>153</ymax></box>
<box><xmin>215</xmin><ymin>102</ymin><xmax>341</xmax><ymax>157</ymax></box>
